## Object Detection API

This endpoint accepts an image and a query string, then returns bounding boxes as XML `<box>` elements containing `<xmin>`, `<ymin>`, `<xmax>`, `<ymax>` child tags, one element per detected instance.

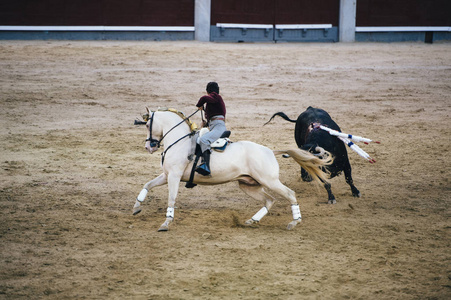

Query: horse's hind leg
<box><xmin>133</xmin><ymin>173</ymin><xmax>167</xmax><ymax>215</ymax></box>
<box><xmin>264</xmin><ymin>180</ymin><xmax>302</xmax><ymax>230</ymax></box>
<box><xmin>239</xmin><ymin>181</ymin><xmax>276</xmax><ymax>226</ymax></box>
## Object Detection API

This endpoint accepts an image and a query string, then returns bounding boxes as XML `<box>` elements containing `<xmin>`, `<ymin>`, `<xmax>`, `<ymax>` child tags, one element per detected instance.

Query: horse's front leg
<box><xmin>133</xmin><ymin>173</ymin><xmax>167</xmax><ymax>215</ymax></box>
<box><xmin>158</xmin><ymin>173</ymin><xmax>182</xmax><ymax>232</ymax></box>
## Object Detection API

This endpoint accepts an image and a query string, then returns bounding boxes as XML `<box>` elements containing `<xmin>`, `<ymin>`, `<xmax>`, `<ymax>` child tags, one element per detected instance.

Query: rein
<box><xmin>147</xmin><ymin>109</ymin><xmax>199</xmax><ymax>164</ymax></box>
<box><xmin>160</xmin><ymin>132</ymin><xmax>194</xmax><ymax>165</ymax></box>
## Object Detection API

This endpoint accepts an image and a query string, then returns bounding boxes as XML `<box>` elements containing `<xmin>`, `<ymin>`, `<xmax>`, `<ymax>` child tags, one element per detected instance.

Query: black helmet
<box><xmin>206</xmin><ymin>82</ymin><xmax>219</xmax><ymax>94</ymax></box>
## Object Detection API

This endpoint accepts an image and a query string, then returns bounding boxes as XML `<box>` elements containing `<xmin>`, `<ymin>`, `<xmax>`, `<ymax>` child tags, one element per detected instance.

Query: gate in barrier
<box><xmin>210</xmin><ymin>0</ymin><xmax>339</xmax><ymax>42</ymax></box>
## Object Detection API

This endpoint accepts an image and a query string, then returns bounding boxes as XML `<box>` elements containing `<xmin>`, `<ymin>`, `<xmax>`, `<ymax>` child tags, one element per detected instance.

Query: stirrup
<box><xmin>195</xmin><ymin>163</ymin><xmax>211</xmax><ymax>176</ymax></box>
<box><xmin>185</xmin><ymin>182</ymin><xmax>197</xmax><ymax>188</ymax></box>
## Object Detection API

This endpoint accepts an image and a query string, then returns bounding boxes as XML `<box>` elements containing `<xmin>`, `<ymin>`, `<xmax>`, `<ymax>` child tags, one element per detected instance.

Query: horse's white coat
<box><xmin>135</xmin><ymin>110</ymin><xmax>326</xmax><ymax>231</ymax></box>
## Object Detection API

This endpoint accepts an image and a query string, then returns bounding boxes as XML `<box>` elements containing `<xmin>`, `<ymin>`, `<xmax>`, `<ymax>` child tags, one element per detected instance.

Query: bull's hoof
<box><xmin>328</xmin><ymin>199</ymin><xmax>337</xmax><ymax>204</ymax></box>
<box><xmin>352</xmin><ymin>191</ymin><xmax>361</xmax><ymax>198</ymax></box>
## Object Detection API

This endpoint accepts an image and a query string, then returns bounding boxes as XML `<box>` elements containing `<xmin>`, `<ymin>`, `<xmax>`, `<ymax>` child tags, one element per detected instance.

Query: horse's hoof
<box><xmin>287</xmin><ymin>219</ymin><xmax>301</xmax><ymax>230</ymax></box>
<box><xmin>244</xmin><ymin>219</ymin><xmax>255</xmax><ymax>225</ymax></box>
<box><xmin>133</xmin><ymin>207</ymin><xmax>142</xmax><ymax>215</ymax></box>
<box><xmin>158</xmin><ymin>225</ymin><xmax>169</xmax><ymax>232</ymax></box>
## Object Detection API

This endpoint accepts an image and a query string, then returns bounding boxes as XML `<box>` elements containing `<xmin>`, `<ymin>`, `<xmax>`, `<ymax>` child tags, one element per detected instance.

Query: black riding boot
<box><xmin>196</xmin><ymin>150</ymin><xmax>211</xmax><ymax>176</ymax></box>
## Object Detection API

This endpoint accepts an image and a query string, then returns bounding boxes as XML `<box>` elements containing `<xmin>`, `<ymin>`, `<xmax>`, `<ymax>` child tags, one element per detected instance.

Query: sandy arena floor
<box><xmin>0</xmin><ymin>40</ymin><xmax>450</xmax><ymax>299</ymax></box>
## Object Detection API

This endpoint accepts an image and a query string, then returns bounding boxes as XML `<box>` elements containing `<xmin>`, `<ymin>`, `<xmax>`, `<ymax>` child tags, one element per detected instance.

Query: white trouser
<box><xmin>198</xmin><ymin>119</ymin><xmax>226</xmax><ymax>153</ymax></box>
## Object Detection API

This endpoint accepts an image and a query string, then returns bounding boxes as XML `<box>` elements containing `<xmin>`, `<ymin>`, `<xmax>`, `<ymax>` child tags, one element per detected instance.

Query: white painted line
<box><xmin>356</xmin><ymin>26</ymin><xmax>451</xmax><ymax>32</ymax></box>
<box><xmin>216</xmin><ymin>23</ymin><xmax>273</xmax><ymax>29</ymax></box>
<box><xmin>275</xmin><ymin>24</ymin><xmax>332</xmax><ymax>29</ymax></box>
<box><xmin>0</xmin><ymin>26</ymin><xmax>195</xmax><ymax>32</ymax></box>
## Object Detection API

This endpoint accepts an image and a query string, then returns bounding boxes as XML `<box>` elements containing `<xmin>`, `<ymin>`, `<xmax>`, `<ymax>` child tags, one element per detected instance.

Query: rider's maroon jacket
<box><xmin>196</xmin><ymin>92</ymin><xmax>226</xmax><ymax>121</ymax></box>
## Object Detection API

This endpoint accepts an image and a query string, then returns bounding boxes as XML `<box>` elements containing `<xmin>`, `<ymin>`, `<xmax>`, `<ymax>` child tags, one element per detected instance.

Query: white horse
<box><xmin>133</xmin><ymin>108</ymin><xmax>331</xmax><ymax>231</ymax></box>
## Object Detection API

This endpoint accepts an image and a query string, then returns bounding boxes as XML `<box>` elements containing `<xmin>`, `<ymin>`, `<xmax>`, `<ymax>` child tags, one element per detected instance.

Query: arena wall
<box><xmin>0</xmin><ymin>0</ymin><xmax>449</xmax><ymax>42</ymax></box>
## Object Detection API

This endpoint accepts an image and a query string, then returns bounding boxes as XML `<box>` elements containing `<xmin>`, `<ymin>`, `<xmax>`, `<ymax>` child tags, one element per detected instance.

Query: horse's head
<box><xmin>142</xmin><ymin>107</ymin><xmax>198</xmax><ymax>155</ymax></box>
<box><xmin>145</xmin><ymin>108</ymin><xmax>163</xmax><ymax>154</ymax></box>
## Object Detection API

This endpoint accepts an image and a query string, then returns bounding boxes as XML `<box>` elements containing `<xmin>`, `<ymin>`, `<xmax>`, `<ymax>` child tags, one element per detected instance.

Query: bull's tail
<box><xmin>274</xmin><ymin>148</ymin><xmax>333</xmax><ymax>184</ymax></box>
<box><xmin>264</xmin><ymin>112</ymin><xmax>296</xmax><ymax>125</ymax></box>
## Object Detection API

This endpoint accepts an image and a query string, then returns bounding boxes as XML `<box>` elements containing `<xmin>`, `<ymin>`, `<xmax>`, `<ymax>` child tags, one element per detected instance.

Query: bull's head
<box><xmin>302</xmin><ymin>144</ymin><xmax>329</xmax><ymax>159</ymax></box>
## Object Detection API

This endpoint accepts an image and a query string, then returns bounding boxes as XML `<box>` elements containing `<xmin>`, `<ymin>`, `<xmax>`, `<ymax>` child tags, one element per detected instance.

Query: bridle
<box><xmin>146</xmin><ymin>109</ymin><xmax>199</xmax><ymax>164</ymax></box>
<box><xmin>146</xmin><ymin>111</ymin><xmax>160</xmax><ymax>148</ymax></box>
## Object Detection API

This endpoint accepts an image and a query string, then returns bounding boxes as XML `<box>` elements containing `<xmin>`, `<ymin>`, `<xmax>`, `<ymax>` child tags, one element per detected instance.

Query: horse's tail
<box><xmin>264</xmin><ymin>112</ymin><xmax>296</xmax><ymax>125</ymax></box>
<box><xmin>273</xmin><ymin>148</ymin><xmax>333</xmax><ymax>184</ymax></box>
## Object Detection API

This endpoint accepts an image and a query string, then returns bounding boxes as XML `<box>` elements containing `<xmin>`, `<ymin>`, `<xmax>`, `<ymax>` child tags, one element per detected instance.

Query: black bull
<box><xmin>265</xmin><ymin>106</ymin><xmax>360</xmax><ymax>204</ymax></box>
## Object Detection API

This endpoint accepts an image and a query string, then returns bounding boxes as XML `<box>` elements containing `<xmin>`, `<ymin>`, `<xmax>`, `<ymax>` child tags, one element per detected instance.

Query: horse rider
<box><xmin>195</xmin><ymin>82</ymin><xmax>227</xmax><ymax>176</ymax></box>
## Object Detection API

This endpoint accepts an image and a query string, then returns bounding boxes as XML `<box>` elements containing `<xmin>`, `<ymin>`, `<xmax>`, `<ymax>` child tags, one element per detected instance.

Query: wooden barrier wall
<box><xmin>356</xmin><ymin>0</ymin><xmax>451</xmax><ymax>27</ymax></box>
<box><xmin>211</xmin><ymin>0</ymin><xmax>339</xmax><ymax>26</ymax></box>
<box><xmin>0</xmin><ymin>0</ymin><xmax>194</xmax><ymax>26</ymax></box>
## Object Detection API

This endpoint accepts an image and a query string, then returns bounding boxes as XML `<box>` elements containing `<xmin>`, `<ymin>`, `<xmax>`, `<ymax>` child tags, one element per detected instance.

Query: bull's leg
<box><xmin>302</xmin><ymin>166</ymin><xmax>335</xmax><ymax>203</ymax></box>
<box><xmin>346</xmin><ymin>176</ymin><xmax>360</xmax><ymax>198</ymax></box>
<box><xmin>324</xmin><ymin>182</ymin><xmax>336</xmax><ymax>204</ymax></box>
<box><xmin>301</xmin><ymin>168</ymin><xmax>313</xmax><ymax>182</ymax></box>
<box><xmin>343</xmin><ymin>159</ymin><xmax>361</xmax><ymax>198</ymax></box>
<box><xmin>133</xmin><ymin>173</ymin><xmax>167</xmax><ymax>215</ymax></box>
<box><xmin>158</xmin><ymin>173</ymin><xmax>182</xmax><ymax>232</ymax></box>
<box><xmin>239</xmin><ymin>182</ymin><xmax>276</xmax><ymax>226</ymax></box>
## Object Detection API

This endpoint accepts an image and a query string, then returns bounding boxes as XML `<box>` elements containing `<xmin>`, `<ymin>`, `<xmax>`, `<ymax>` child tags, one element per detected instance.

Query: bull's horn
<box><xmin>314</xmin><ymin>146</ymin><xmax>326</xmax><ymax>157</ymax></box>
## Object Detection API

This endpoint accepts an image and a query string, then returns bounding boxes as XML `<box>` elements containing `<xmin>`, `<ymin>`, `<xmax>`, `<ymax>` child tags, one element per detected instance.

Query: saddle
<box><xmin>185</xmin><ymin>130</ymin><xmax>231</xmax><ymax>188</ymax></box>
<box><xmin>205</xmin><ymin>130</ymin><xmax>231</xmax><ymax>152</ymax></box>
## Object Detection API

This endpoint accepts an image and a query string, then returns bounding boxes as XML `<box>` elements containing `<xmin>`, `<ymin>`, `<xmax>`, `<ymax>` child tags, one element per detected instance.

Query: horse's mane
<box><xmin>144</xmin><ymin>107</ymin><xmax>198</xmax><ymax>132</ymax></box>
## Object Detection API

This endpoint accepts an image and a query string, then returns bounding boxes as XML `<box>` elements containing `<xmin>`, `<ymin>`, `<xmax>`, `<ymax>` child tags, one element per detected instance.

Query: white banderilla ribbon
<box><xmin>339</xmin><ymin>136</ymin><xmax>376</xmax><ymax>164</ymax></box>
<box><xmin>318</xmin><ymin>125</ymin><xmax>380</xmax><ymax>144</ymax></box>
<box><xmin>317</xmin><ymin>124</ymin><xmax>379</xmax><ymax>163</ymax></box>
